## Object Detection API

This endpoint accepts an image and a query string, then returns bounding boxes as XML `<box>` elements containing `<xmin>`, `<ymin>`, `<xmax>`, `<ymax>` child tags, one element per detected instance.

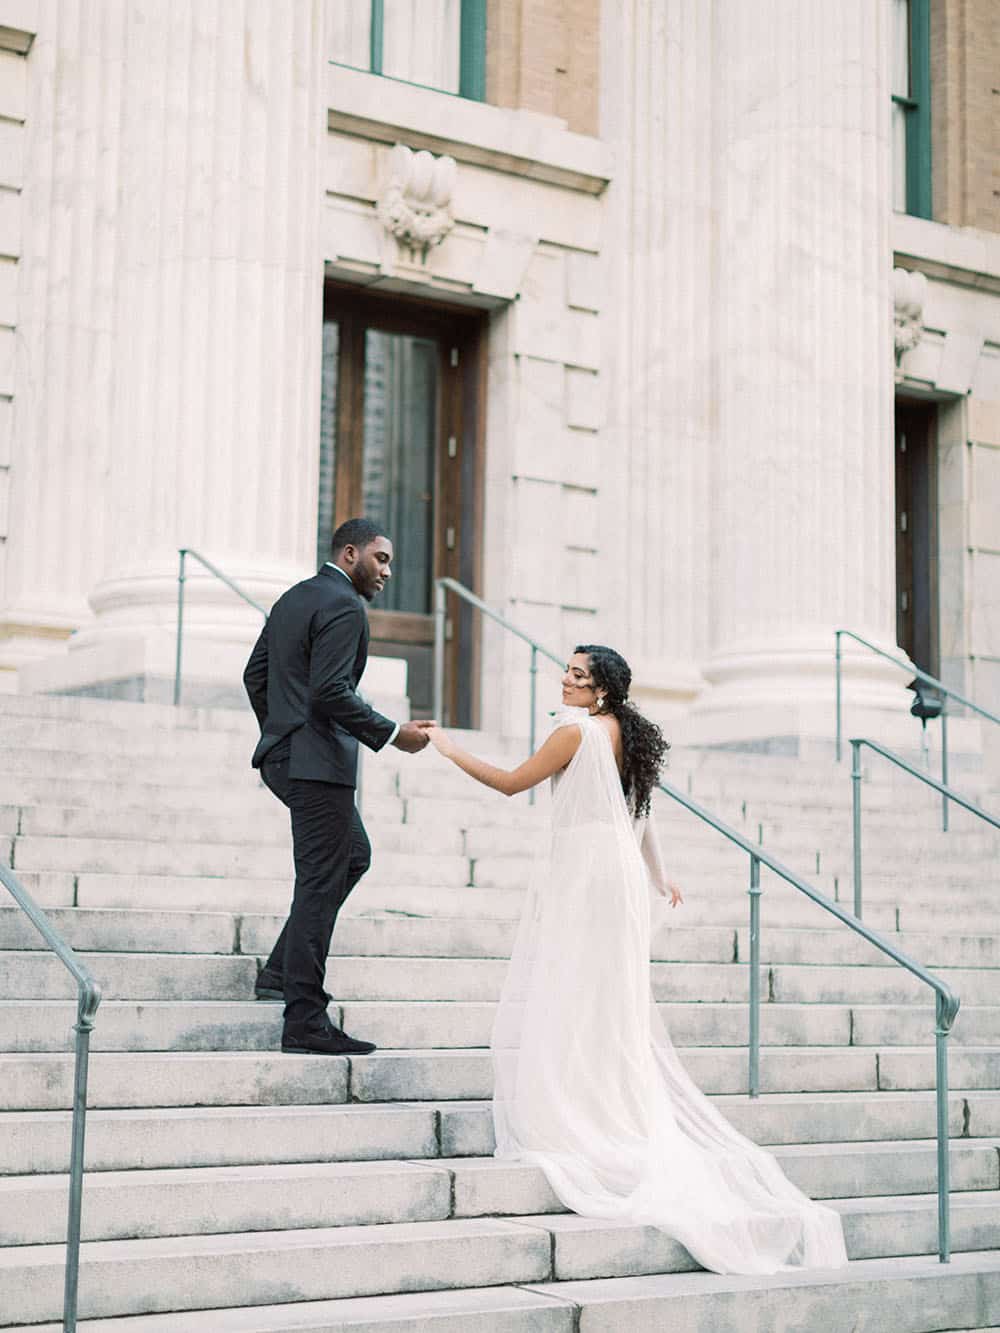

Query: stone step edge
<box><xmin>6</xmin><ymin>1189</ymin><xmax>1000</xmax><ymax>1260</ymax></box>
<box><xmin>4</xmin><ymin>1145</ymin><xmax>999</xmax><ymax>1191</ymax></box>
<box><xmin>4</xmin><ymin>1251</ymin><xmax>1000</xmax><ymax>1333</ymax></box>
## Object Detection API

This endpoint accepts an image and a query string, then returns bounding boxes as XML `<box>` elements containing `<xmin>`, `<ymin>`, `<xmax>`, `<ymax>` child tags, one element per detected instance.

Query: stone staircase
<box><xmin>1</xmin><ymin>693</ymin><xmax>1000</xmax><ymax>1330</ymax></box>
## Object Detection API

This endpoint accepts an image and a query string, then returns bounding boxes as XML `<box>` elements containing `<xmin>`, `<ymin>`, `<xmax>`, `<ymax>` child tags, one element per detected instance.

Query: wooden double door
<box><xmin>318</xmin><ymin>283</ymin><xmax>485</xmax><ymax>723</ymax></box>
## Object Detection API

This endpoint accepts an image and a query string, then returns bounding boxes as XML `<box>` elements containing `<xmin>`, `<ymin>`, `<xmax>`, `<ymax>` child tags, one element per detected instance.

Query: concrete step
<box><xmin>8</xmin><ymin>1255</ymin><xmax>1000</xmax><ymax>1333</ymax></box>
<box><xmin>4</xmin><ymin>1091</ymin><xmax>988</xmax><ymax>1177</ymax></box>
<box><xmin>0</xmin><ymin>1052</ymin><xmax>350</xmax><ymax>1110</ymax></box>
<box><xmin>466</xmin><ymin>820</ymin><xmax>1000</xmax><ymax>862</ymax></box>
<box><xmin>19</xmin><ymin>996</ymin><xmax>995</xmax><ymax>1054</ymax></box>
<box><xmin>0</xmin><ymin>1103</ymin><xmax>441</xmax><ymax>1175</ymax></box>
<box><xmin>7</xmin><ymin>870</ymin><xmax>990</xmax><ymax>935</ymax></box>
<box><xmin>2</xmin><ymin>1194</ymin><xmax>999</xmax><ymax>1324</ymax></box>
<box><xmin>735</xmin><ymin>926</ymin><xmax>1000</xmax><ymax>970</ymax></box>
<box><xmin>10</xmin><ymin>837</ymin><xmax>471</xmax><ymax>885</ymax></box>
<box><xmin>346</xmin><ymin>1046</ymin><xmax>1000</xmax><ymax>1102</ymax></box>
<box><xmin>18</xmin><ymin>905</ymin><xmax>986</xmax><ymax>973</ymax></box>
<box><xmin>0</xmin><ymin>775</ymin><xmax>404</xmax><ymax>820</ymax></box>
<box><xmin>0</xmin><ymin>907</ymin><xmax>242</xmax><ymax>954</ymax></box>
<box><xmin>0</xmin><ymin>693</ymin><xmax>257</xmax><ymax>732</ymax></box>
<box><xmin>12</xmin><ymin>807</ymin><xmax>465</xmax><ymax>856</ymax></box>
<box><xmin>55</xmin><ymin>875</ymin><xmax>485</xmax><ymax>916</ymax></box>
<box><xmin>522</xmin><ymin>1252</ymin><xmax>1000</xmax><ymax>1333</ymax></box>
<box><xmin>4</xmin><ymin>1145</ymin><xmax>999</xmax><ymax>1248</ymax></box>
<box><xmin>0</xmin><ymin>1285</ymin><xmax>576</xmax><ymax>1333</ymax></box>
<box><xmin>12</xmin><ymin>994</ymin><xmax>988</xmax><ymax>1057</ymax></box>
<box><xmin>3</xmin><ymin>943</ymin><xmax>997</xmax><ymax>1002</ymax></box>
<box><xmin>0</xmin><ymin>1217</ymin><xmax>554</xmax><ymax>1324</ymax></box>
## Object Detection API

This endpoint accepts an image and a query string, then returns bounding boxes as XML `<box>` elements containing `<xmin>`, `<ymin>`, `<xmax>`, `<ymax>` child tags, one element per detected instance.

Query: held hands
<box><xmin>423</xmin><ymin>724</ymin><xmax>458</xmax><ymax>759</ymax></box>
<box><xmin>392</xmin><ymin>720</ymin><xmax>436</xmax><ymax>754</ymax></box>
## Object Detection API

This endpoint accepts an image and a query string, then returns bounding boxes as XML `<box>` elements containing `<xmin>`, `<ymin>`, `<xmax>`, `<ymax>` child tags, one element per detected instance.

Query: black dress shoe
<box><xmin>254</xmin><ymin>967</ymin><xmax>284</xmax><ymax>1002</ymax></box>
<box><xmin>281</xmin><ymin>1022</ymin><xmax>377</xmax><ymax>1056</ymax></box>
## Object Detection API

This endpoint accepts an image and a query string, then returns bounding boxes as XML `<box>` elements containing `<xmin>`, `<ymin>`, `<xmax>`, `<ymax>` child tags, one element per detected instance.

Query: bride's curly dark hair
<box><xmin>575</xmin><ymin>644</ymin><xmax>669</xmax><ymax>818</ymax></box>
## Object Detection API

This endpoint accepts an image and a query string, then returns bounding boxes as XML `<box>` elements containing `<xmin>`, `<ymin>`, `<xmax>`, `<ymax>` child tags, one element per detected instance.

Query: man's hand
<box><xmin>392</xmin><ymin>720</ymin><xmax>434</xmax><ymax>754</ymax></box>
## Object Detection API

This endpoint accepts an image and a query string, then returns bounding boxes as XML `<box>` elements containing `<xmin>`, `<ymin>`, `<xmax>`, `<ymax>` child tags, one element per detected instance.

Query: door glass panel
<box><xmin>316</xmin><ymin>320</ymin><xmax>339</xmax><ymax>569</ymax></box>
<box><xmin>362</xmin><ymin>329</ymin><xmax>437</xmax><ymax>614</ymax></box>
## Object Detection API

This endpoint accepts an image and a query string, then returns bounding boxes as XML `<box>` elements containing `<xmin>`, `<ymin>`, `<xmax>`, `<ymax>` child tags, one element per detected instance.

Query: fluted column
<box><xmin>67</xmin><ymin>0</ymin><xmax>324</xmax><ymax>702</ymax></box>
<box><xmin>1</xmin><ymin>0</ymin><xmax>123</xmax><ymax>678</ymax></box>
<box><xmin>600</xmin><ymin>0</ymin><xmax>713</xmax><ymax>720</ymax></box>
<box><xmin>693</xmin><ymin>0</ymin><xmax>901</xmax><ymax>738</ymax></box>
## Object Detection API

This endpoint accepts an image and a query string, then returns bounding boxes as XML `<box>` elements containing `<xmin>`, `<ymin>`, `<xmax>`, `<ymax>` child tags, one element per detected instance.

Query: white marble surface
<box><xmin>693</xmin><ymin>0</ymin><xmax>903</xmax><ymax>735</ymax></box>
<box><xmin>37</xmin><ymin>0</ymin><xmax>325</xmax><ymax>699</ymax></box>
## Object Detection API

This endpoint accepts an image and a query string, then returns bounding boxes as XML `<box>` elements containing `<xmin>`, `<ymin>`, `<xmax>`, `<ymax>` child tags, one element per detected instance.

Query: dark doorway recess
<box><xmin>895</xmin><ymin>400</ymin><xmax>939</xmax><ymax>677</ymax></box>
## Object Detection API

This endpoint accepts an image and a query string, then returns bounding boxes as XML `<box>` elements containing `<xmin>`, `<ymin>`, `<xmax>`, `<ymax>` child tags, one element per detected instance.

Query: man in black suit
<box><xmin>243</xmin><ymin>517</ymin><xmax>431</xmax><ymax>1056</ymax></box>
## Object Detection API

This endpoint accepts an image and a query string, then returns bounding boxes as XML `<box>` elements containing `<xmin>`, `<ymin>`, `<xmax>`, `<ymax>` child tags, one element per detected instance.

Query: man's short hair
<box><xmin>330</xmin><ymin>517</ymin><xmax>385</xmax><ymax>556</ymax></box>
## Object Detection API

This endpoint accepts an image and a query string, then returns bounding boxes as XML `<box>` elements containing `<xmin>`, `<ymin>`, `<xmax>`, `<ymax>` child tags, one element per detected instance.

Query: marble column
<box><xmin>600</xmin><ymin>0</ymin><xmax>714</xmax><ymax>720</ymax></box>
<box><xmin>28</xmin><ymin>0</ymin><xmax>325</xmax><ymax>703</ymax></box>
<box><xmin>690</xmin><ymin>0</ymin><xmax>903</xmax><ymax>743</ymax></box>
<box><xmin>1</xmin><ymin>0</ymin><xmax>122</xmax><ymax>682</ymax></box>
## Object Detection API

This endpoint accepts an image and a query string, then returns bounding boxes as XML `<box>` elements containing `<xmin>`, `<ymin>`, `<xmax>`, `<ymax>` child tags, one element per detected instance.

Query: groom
<box><xmin>243</xmin><ymin>517</ymin><xmax>431</xmax><ymax>1056</ymax></box>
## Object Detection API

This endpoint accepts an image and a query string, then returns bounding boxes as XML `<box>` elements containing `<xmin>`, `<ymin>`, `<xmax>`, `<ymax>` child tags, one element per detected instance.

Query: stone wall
<box><xmin>931</xmin><ymin>0</ymin><xmax>1000</xmax><ymax>234</ymax></box>
<box><xmin>487</xmin><ymin>0</ymin><xmax>600</xmax><ymax>137</ymax></box>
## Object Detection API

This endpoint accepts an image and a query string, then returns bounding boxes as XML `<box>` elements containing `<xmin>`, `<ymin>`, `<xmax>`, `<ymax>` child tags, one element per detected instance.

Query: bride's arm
<box><xmin>639</xmin><ymin>813</ymin><xmax>684</xmax><ymax>907</ymax></box>
<box><xmin>424</xmin><ymin>724</ymin><xmax>582</xmax><ymax>797</ymax></box>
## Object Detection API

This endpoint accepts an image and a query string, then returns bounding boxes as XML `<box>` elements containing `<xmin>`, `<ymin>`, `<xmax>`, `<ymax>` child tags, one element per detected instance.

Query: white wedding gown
<box><xmin>491</xmin><ymin>708</ymin><xmax>848</xmax><ymax>1275</ymax></box>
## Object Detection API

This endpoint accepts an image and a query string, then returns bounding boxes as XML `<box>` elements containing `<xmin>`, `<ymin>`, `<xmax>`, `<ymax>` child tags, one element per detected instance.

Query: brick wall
<box><xmin>487</xmin><ymin>0</ymin><xmax>600</xmax><ymax>137</ymax></box>
<box><xmin>931</xmin><ymin>0</ymin><xmax>1000</xmax><ymax>233</ymax></box>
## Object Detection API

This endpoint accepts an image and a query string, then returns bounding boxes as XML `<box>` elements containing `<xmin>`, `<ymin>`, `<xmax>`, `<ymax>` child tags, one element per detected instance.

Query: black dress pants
<box><xmin>259</xmin><ymin>758</ymin><xmax>371</xmax><ymax>1028</ymax></box>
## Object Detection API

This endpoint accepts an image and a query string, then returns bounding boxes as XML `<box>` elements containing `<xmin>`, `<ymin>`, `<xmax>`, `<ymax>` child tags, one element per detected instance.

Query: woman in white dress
<box><xmin>425</xmin><ymin>643</ymin><xmax>848</xmax><ymax>1276</ymax></box>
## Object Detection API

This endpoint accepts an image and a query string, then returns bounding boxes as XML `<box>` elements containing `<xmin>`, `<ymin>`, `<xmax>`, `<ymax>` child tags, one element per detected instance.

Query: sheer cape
<box><xmin>491</xmin><ymin>707</ymin><xmax>848</xmax><ymax>1275</ymax></box>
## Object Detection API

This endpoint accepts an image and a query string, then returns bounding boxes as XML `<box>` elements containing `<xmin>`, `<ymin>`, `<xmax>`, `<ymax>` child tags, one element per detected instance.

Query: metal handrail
<box><xmin>174</xmin><ymin>548</ymin><xmax>267</xmax><ymax>706</ymax></box>
<box><xmin>431</xmin><ymin>579</ymin><xmax>960</xmax><ymax>1261</ymax></box>
<box><xmin>655</xmin><ymin>771</ymin><xmax>959</xmax><ymax>1263</ymax></box>
<box><xmin>835</xmin><ymin>632</ymin><xmax>1000</xmax><ymax>828</ymax></box>
<box><xmin>850</xmin><ymin>736</ymin><xmax>1000</xmax><ymax>920</ymax></box>
<box><xmin>0</xmin><ymin>862</ymin><xmax>102</xmax><ymax>1330</ymax></box>
<box><xmin>433</xmin><ymin>577</ymin><xmax>564</xmax><ymax>804</ymax></box>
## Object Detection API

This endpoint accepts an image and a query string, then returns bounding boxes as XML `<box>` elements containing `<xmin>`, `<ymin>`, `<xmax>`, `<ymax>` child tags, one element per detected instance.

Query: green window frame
<box><xmin>892</xmin><ymin>0</ymin><xmax>932</xmax><ymax>218</ymax></box>
<box><xmin>368</xmin><ymin>0</ymin><xmax>486</xmax><ymax>101</ymax></box>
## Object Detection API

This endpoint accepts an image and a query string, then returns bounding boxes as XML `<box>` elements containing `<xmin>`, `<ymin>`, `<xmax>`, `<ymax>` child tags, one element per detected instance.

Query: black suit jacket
<box><xmin>243</xmin><ymin>565</ymin><xmax>396</xmax><ymax>786</ymax></box>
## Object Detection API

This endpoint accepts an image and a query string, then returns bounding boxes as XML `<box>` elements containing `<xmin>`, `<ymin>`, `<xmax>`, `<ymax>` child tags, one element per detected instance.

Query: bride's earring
<box><xmin>596</xmin><ymin>695</ymin><xmax>606</xmax><ymax>711</ymax></box>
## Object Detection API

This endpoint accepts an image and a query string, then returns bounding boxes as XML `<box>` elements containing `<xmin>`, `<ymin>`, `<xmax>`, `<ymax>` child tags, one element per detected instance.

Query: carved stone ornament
<box><xmin>893</xmin><ymin>267</ymin><xmax>928</xmax><ymax>363</ymax></box>
<box><xmin>378</xmin><ymin>145</ymin><xmax>457</xmax><ymax>259</ymax></box>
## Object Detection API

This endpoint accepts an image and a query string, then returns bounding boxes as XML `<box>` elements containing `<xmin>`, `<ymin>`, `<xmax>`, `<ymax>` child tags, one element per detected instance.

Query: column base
<box><xmin>631</xmin><ymin>659</ymin><xmax>708</xmax><ymax>727</ymax></box>
<box><xmin>676</xmin><ymin>633</ymin><xmax>985</xmax><ymax>764</ymax></box>
<box><xmin>0</xmin><ymin>613</ymin><xmax>80</xmax><ymax>695</ymax></box>
<box><xmin>18</xmin><ymin>631</ymin><xmax>411</xmax><ymax>719</ymax></box>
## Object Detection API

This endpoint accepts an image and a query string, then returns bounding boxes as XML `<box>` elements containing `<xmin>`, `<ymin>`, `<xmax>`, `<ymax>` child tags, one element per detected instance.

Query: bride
<box><xmin>424</xmin><ymin>643</ymin><xmax>848</xmax><ymax>1276</ymax></box>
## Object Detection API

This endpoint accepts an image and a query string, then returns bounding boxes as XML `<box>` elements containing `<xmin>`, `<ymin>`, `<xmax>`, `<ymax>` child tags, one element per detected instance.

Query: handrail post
<box><xmin>173</xmin><ymin>548</ymin><xmax>187</xmax><ymax>707</ymax></box>
<box><xmin>940</xmin><ymin>702</ymin><xmax>949</xmax><ymax>833</ymax></box>
<box><xmin>835</xmin><ymin>631</ymin><xmax>842</xmax><ymax>762</ymax></box>
<box><xmin>851</xmin><ymin>740</ymin><xmax>863</xmax><ymax>919</ymax></box>
<box><xmin>528</xmin><ymin>645</ymin><xmax>538</xmax><ymax>807</ymax></box>
<box><xmin>434</xmin><ymin>579</ymin><xmax>446</xmax><ymax>726</ymax></box>
<box><xmin>63</xmin><ymin>992</ymin><xmax>96</xmax><ymax>1330</ymax></box>
<box><xmin>748</xmin><ymin>855</ymin><xmax>761</xmax><ymax>1099</ymax></box>
<box><xmin>935</xmin><ymin>993</ymin><xmax>952</xmax><ymax>1263</ymax></box>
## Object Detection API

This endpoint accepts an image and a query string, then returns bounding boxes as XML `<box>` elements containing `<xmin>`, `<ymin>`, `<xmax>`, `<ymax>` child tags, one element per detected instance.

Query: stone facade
<box><xmin>1</xmin><ymin>0</ymin><xmax>999</xmax><ymax>758</ymax></box>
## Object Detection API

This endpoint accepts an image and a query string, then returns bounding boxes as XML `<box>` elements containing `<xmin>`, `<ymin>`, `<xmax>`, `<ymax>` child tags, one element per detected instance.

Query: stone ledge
<box><xmin>894</xmin><ymin>214</ymin><xmax>1000</xmax><ymax>295</ymax></box>
<box><xmin>326</xmin><ymin>64</ymin><xmax>612</xmax><ymax>196</ymax></box>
